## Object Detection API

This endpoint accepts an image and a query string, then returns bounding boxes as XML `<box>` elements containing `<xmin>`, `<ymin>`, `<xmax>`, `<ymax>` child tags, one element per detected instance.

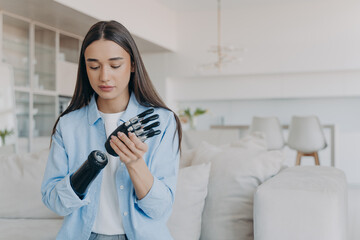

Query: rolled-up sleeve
<box><xmin>135</xmin><ymin>112</ymin><xmax>180</xmax><ymax>220</ymax></box>
<box><xmin>41</xmin><ymin>123</ymin><xmax>89</xmax><ymax>217</ymax></box>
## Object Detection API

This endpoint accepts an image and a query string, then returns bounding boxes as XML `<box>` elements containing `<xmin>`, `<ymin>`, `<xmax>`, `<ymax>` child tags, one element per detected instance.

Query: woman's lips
<box><xmin>99</xmin><ymin>86</ymin><xmax>114</xmax><ymax>92</ymax></box>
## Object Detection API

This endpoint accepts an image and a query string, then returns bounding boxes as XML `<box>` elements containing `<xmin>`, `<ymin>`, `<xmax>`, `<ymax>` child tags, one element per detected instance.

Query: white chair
<box><xmin>287</xmin><ymin>116</ymin><xmax>327</xmax><ymax>165</ymax></box>
<box><xmin>249</xmin><ymin>116</ymin><xmax>285</xmax><ymax>150</ymax></box>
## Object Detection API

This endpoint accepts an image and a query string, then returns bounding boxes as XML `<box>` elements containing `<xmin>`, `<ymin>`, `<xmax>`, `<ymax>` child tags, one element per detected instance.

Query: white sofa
<box><xmin>0</xmin><ymin>134</ymin><xmax>348</xmax><ymax>240</ymax></box>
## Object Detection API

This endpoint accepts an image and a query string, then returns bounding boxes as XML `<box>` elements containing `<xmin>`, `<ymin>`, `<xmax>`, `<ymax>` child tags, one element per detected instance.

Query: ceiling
<box><xmin>153</xmin><ymin>0</ymin><xmax>252</xmax><ymax>11</ymax></box>
<box><xmin>154</xmin><ymin>0</ymin><xmax>322</xmax><ymax>11</ymax></box>
<box><xmin>0</xmin><ymin>0</ymin><xmax>168</xmax><ymax>53</ymax></box>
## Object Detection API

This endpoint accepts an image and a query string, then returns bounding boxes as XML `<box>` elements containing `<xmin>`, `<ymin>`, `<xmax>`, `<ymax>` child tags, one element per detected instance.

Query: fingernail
<box><xmin>117</xmin><ymin>132</ymin><xmax>122</xmax><ymax>136</ymax></box>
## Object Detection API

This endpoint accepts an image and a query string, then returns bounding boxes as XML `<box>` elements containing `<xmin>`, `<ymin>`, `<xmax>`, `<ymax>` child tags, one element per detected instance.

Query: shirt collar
<box><xmin>87</xmin><ymin>92</ymin><xmax>140</xmax><ymax>125</ymax></box>
<box><xmin>119</xmin><ymin>92</ymin><xmax>140</xmax><ymax>123</ymax></box>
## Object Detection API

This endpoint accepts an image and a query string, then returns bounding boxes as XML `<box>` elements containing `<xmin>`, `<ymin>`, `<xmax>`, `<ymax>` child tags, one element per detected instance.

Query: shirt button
<box><xmin>121</xmin><ymin>162</ymin><xmax>124</xmax><ymax>166</ymax></box>
<box><xmin>120</xmin><ymin>185</ymin><xmax>124</xmax><ymax>190</ymax></box>
<box><xmin>124</xmin><ymin>212</ymin><xmax>128</xmax><ymax>216</ymax></box>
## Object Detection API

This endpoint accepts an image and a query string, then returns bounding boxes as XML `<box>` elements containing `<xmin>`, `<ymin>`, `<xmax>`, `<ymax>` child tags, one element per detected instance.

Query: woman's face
<box><xmin>84</xmin><ymin>39</ymin><xmax>133</xmax><ymax>109</ymax></box>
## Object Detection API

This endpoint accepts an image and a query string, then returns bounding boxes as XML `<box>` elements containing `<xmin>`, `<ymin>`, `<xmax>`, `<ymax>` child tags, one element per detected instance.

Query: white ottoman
<box><xmin>254</xmin><ymin>166</ymin><xmax>347</xmax><ymax>240</ymax></box>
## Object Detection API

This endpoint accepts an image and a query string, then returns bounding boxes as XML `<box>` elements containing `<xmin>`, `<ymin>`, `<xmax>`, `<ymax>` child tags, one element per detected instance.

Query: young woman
<box><xmin>41</xmin><ymin>20</ymin><xmax>181</xmax><ymax>240</ymax></box>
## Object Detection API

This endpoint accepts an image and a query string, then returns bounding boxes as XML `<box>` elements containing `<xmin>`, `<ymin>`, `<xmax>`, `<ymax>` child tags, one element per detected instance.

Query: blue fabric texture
<box><xmin>41</xmin><ymin>92</ymin><xmax>180</xmax><ymax>240</ymax></box>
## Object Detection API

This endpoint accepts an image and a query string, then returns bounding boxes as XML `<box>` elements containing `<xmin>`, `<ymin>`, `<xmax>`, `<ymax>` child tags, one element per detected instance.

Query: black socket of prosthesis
<box><xmin>105</xmin><ymin>108</ymin><xmax>162</xmax><ymax>157</ymax></box>
<box><xmin>70</xmin><ymin>150</ymin><xmax>108</xmax><ymax>200</ymax></box>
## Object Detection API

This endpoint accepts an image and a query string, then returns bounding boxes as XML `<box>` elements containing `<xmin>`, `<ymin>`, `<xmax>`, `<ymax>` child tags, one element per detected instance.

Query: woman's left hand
<box><xmin>109</xmin><ymin>131</ymin><xmax>148</xmax><ymax>165</ymax></box>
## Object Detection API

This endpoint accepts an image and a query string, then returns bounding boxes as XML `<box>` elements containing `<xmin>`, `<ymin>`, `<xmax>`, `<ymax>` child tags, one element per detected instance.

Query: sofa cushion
<box><xmin>0</xmin><ymin>149</ymin><xmax>60</xmax><ymax>219</ymax></box>
<box><xmin>0</xmin><ymin>218</ymin><xmax>62</xmax><ymax>240</ymax></box>
<box><xmin>179</xmin><ymin>149</ymin><xmax>196</xmax><ymax>168</ymax></box>
<box><xmin>229</xmin><ymin>132</ymin><xmax>268</xmax><ymax>150</ymax></box>
<box><xmin>254</xmin><ymin>166</ymin><xmax>347</xmax><ymax>240</ymax></box>
<box><xmin>168</xmin><ymin>162</ymin><xmax>211</xmax><ymax>240</ymax></box>
<box><xmin>192</xmin><ymin>142</ymin><xmax>285</xmax><ymax>240</ymax></box>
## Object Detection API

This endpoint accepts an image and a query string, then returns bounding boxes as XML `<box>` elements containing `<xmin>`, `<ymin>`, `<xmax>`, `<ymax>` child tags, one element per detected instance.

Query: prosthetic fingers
<box><xmin>70</xmin><ymin>150</ymin><xmax>108</xmax><ymax>199</ymax></box>
<box><xmin>69</xmin><ymin>109</ymin><xmax>161</xmax><ymax>199</ymax></box>
<box><xmin>104</xmin><ymin>108</ymin><xmax>161</xmax><ymax>157</ymax></box>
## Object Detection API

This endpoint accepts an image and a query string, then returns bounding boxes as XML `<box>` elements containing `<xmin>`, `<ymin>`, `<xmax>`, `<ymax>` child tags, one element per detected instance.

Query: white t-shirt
<box><xmin>92</xmin><ymin>111</ymin><xmax>125</xmax><ymax>234</ymax></box>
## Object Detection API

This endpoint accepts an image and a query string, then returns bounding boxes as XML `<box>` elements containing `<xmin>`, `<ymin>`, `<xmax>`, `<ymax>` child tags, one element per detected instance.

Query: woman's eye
<box><xmin>111</xmin><ymin>65</ymin><xmax>121</xmax><ymax>69</ymax></box>
<box><xmin>89</xmin><ymin>66</ymin><xmax>100</xmax><ymax>70</ymax></box>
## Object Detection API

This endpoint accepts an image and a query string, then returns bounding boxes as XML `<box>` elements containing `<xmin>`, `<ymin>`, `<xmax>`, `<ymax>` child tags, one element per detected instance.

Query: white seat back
<box><xmin>250</xmin><ymin>116</ymin><xmax>285</xmax><ymax>150</ymax></box>
<box><xmin>287</xmin><ymin>115</ymin><xmax>327</xmax><ymax>153</ymax></box>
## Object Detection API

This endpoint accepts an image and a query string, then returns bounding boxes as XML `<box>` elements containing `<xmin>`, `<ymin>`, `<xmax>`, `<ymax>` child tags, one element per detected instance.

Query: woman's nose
<box><xmin>99</xmin><ymin>67</ymin><xmax>109</xmax><ymax>82</ymax></box>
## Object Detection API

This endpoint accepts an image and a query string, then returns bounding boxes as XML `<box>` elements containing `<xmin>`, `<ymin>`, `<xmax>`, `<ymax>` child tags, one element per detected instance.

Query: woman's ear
<box><xmin>131</xmin><ymin>62</ymin><xmax>135</xmax><ymax>72</ymax></box>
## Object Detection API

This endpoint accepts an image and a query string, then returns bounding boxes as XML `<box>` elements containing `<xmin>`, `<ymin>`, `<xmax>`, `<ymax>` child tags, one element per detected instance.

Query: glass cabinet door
<box><xmin>2</xmin><ymin>15</ymin><xmax>30</xmax><ymax>88</ymax></box>
<box><xmin>15</xmin><ymin>91</ymin><xmax>30</xmax><ymax>153</ymax></box>
<box><xmin>33</xmin><ymin>94</ymin><xmax>56</xmax><ymax>137</ymax></box>
<box><xmin>59</xmin><ymin>34</ymin><xmax>80</xmax><ymax>63</ymax></box>
<box><xmin>58</xmin><ymin>33</ymin><xmax>80</xmax><ymax>97</ymax></box>
<box><xmin>34</xmin><ymin>26</ymin><xmax>56</xmax><ymax>91</ymax></box>
<box><xmin>1</xmin><ymin>13</ymin><xmax>82</xmax><ymax>153</ymax></box>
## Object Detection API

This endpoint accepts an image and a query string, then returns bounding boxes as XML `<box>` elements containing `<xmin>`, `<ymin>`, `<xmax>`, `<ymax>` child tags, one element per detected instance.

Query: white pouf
<box><xmin>254</xmin><ymin>166</ymin><xmax>347</xmax><ymax>240</ymax></box>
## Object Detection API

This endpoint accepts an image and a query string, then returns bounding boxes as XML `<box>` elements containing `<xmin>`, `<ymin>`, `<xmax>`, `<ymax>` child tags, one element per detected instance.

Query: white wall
<box><xmin>170</xmin><ymin>0</ymin><xmax>360</xmax><ymax>75</ymax></box>
<box><xmin>142</xmin><ymin>0</ymin><xmax>360</xmax><ymax>96</ymax></box>
<box><xmin>54</xmin><ymin>0</ymin><xmax>178</xmax><ymax>52</ymax></box>
<box><xmin>142</xmin><ymin>0</ymin><xmax>360</xmax><ymax>183</ymax></box>
<box><xmin>166</xmin><ymin>70</ymin><xmax>360</xmax><ymax>102</ymax></box>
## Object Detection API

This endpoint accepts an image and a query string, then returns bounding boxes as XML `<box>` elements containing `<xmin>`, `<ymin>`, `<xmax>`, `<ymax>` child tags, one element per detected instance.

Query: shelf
<box><xmin>35</xmin><ymin>44</ymin><xmax>55</xmax><ymax>54</ymax></box>
<box><xmin>2</xmin><ymin>12</ymin><xmax>82</xmax><ymax>153</ymax></box>
<box><xmin>15</xmin><ymin>99</ymin><xmax>30</xmax><ymax>104</ymax></box>
<box><xmin>16</xmin><ymin>113</ymin><xmax>30</xmax><ymax>116</ymax></box>
<box><xmin>3</xmin><ymin>37</ymin><xmax>29</xmax><ymax>50</ymax></box>
<box><xmin>13</xmin><ymin>67</ymin><xmax>30</xmax><ymax>75</ymax></box>
<box><xmin>3</xmin><ymin>37</ymin><xmax>29</xmax><ymax>46</ymax></box>
<box><xmin>34</xmin><ymin>113</ymin><xmax>55</xmax><ymax>117</ymax></box>
<box><xmin>3</xmin><ymin>48</ymin><xmax>29</xmax><ymax>56</ymax></box>
<box><xmin>33</xmin><ymin>102</ymin><xmax>55</xmax><ymax>106</ymax></box>
<box><xmin>35</xmin><ymin>71</ymin><xmax>55</xmax><ymax>77</ymax></box>
<box><xmin>15</xmin><ymin>101</ymin><xmax>29</xmax><ymax>105</ymax></box>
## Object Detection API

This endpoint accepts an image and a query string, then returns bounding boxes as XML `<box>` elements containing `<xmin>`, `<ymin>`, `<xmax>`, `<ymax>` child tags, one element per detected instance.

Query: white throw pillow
<box><xmin>191</xmin><ymin>140</ymin><xmax>266</xmax><ymax>167</ymax></box>
<box><xmin>192</xmin><ymin>142</ymin><xmax>284</xmax><ymax>240</ymax></box>
<box><xmin>168</xmin><ymin>162</ymin><xmax>211</xmax><ymax>240</ymax></box>
<box><xmin>230</xmin><ymin>132</ymin><xmax>268</xmax><ymax>150</ymax></box>
<box><xmin>191</xmin><ymin>132</ymin><xmax>267</xmax><ymax>167</ymax></box>
<box><xmin>191</xmin><ymin>141</ymin><xmax>223</xmax><ymax>166</ymax></box>
<box><xmin>0</xmin><ymin>149</ymin><xmax>61</xmax><ymax>219</ymax></box>
<box><xmin>179</xmin><ymin>149</ymin><xmax>196</xmax><ymax>168</ymax></box>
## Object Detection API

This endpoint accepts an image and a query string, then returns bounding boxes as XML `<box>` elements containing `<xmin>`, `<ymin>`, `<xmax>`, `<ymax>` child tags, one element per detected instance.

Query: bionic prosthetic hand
<box><xmin>69</xmin><ymin>109</ymin><xmax>161</xmax><ymax>199</ymax></box>
<box><xmin>105</xmin><ymin>108</ymin><xmax>161</xmax><ymax>157</ymax></box>
<box><xmin>70</xmin><ymin>150</ymin><xmax>108</xmax><ymax>199</ymax></box>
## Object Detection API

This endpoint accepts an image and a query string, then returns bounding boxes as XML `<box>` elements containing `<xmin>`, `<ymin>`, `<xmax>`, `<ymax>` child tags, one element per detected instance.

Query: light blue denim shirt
<box><xmin>41</xmin><ymin>92</ymin><xmax>180</xmax><ymax>240</ymax></box>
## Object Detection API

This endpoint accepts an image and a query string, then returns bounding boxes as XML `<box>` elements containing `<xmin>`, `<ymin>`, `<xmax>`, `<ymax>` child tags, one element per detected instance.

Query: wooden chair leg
<box><xmin>314</xmin><ymin>152</ymin><xmax>320</xmax><ymax>165</ymax></box>
<box><xmin>296</xmin><ymin>152</ymin><xmax>302</xmax><ymax>166</ymax></box>
<box><xmin>296</xmin><ymin>151</ymin><xmax>320</xmax><ymax>166</ymax></box>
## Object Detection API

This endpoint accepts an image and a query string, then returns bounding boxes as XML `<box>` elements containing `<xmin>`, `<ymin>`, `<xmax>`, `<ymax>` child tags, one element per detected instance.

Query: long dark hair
<box><xmin>52</xmin><ymin>20</ymin><xmax>182</xmax><ymax>151</ymax></box>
